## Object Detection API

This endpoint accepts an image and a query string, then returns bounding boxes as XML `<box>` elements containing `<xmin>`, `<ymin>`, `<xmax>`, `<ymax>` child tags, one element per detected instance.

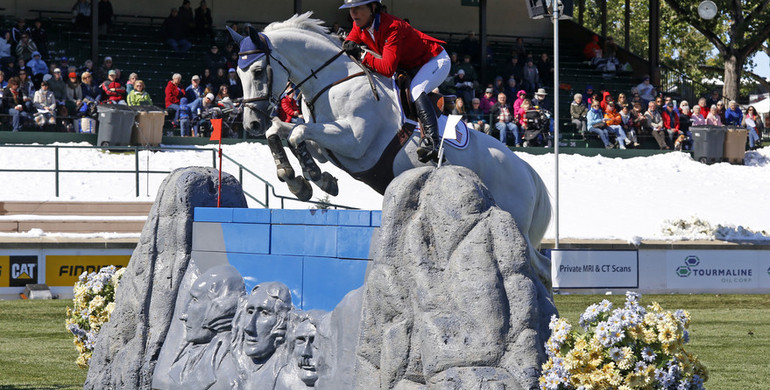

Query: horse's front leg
<box><xmin>288</xmin><ymin>123</ymin><xmax>339</xmax><ymax>197</ymax></box>
<box><xmin>265</xmin><ymin>118</ymin><xmax>313</xmax><ymax>201</ymax></box>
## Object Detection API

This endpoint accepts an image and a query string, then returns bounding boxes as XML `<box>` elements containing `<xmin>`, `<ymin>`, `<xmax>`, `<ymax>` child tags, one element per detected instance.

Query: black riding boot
<box><xmin>414</xmin><ymin>92</ymin><xmax>441</xmax><ymax>163</ymax></box>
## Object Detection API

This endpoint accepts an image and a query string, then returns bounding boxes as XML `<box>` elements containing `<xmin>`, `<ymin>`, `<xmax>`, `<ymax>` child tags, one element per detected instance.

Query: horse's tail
<box><xmin>526</xmin><ymin>162</ymin><xmax>552</xmax><ymax>247</ymax></box>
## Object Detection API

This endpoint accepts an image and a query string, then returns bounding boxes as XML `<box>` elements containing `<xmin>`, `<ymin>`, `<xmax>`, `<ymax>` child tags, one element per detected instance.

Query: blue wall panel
<box><xmin>337</xmin><ymin>226</ymin><xmax>375</xmax><ymax>259</ymax></box>
<box><xmin>195</xmin><ymin>207</ymin><xmax>234</xmax><ymax>223</ymax></box>
<box><xmin>232</xmin><ymin>208</ymin><xmax>272</xmax><ymax>224</ymax></box>
<box><xmin>371</xmin><ymin>211</ymin><xmax>382</xmax><ymax>227</ymax></box>
<box><xmin>227</xmin><ymin>253</ymin><xmax>303</xmax><ymax>305</ymax></box>
<box><xmin>272</xmin><ymin>209</ymin><xmax>339</xmax><ymax>225</ymax></box>
<box><xmin>302</xmin><ymin>256</ymin><xmax>368</xmax><ymax>310</ymax></box>
<box><xmin>272</xmin><ymin>225</ymin><xmax>337</xmax><ymax>257</ymax></box>
<box><xmin>221</xmin><ymin>223</ymin><xmax>270</xmax><ymax>254</ymax></box>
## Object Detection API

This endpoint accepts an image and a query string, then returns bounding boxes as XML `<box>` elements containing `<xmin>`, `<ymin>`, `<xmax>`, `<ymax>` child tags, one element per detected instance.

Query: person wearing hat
<box><xmin>453</xmin><ymin>68</ymin><xmax>474</xmax><ymax>108</ymax></box>
<box><xmin>531</xmin><ymin>88</ymin><xmax>550</xmax><ymax>110</ymax></box>
<box><xmin>26</xmin><ymin>51</ymin><xmax>48</xmax><ymax>78</ymax></box>
<box><xmin>65</xmin><ymin>71</ymin><xmax>84</xmax><ymax>116</ymax></box>
<box><xmin>512</xmin><ymin>89</ymin><xmax>527</xmax><ymax>116</ymax></box>
<box><xmin>340</xmin><ymin>0</ymin><xmax>449</xmax><ymax>162</ymax></box>
<box><xmin>101</xmin><ymin>69</ymin><xmax>126</xmax><ymax>104</ymax></box>
<box><xmin>186</xmin><ymin>74</ymin><xmax>205</xmax><ymax>100</ymax></box>
<box><xmin>466</xmin><ymin>97</ymin><xmax>490</xmax><ymax>134</ymax></box>
<box><xmin>480</xmin><ymin>87</ymin><xmax>496</xmax><ymax>114</ymax></box>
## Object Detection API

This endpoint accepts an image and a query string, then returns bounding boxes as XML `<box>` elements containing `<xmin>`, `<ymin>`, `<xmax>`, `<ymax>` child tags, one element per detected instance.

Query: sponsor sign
<box><xmin>0</xmin><ymin>256</ymin><xmax>39</xmax><ymax>287</ymax></box>
<box><xmin>45</xmin><ymin>255</ymin><xmax>131</xmax><ymax>287</ymax></box>
<box><xmin>667</xmin><ymin>250</ymin><xmax>764</xmax><ymax>289</ymax></box>
<box><xmin>551</xmin><ymin>250</ymin><xmax>638</xmax><ymax>289</ymax></box>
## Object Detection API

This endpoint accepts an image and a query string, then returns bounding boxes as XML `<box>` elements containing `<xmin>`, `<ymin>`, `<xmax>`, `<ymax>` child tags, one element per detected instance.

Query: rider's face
<box><xmin>349</xmin><ymin>5</ymin><xmax>374</xmax><ymax>28</ymax></box>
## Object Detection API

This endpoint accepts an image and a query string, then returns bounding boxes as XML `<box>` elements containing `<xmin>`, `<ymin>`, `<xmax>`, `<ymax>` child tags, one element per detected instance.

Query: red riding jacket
<box><xmin>345</xmin><ymin>12</ymin><xmax>444</xmax><ymax>77</ymax></box>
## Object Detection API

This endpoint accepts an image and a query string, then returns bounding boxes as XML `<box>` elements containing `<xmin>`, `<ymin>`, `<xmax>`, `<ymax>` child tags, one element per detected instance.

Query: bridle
<box><xmin>239</xmin><ymin>32</ymin><xmax>379</xmax><ymax>123</ymax></box>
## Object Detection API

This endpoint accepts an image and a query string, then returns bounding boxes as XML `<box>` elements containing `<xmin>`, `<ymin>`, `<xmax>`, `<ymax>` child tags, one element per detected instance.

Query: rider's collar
<box><xmin>238</xmin><ymin>33</ymin><xmax>271</xmax><ymax>71</ymax></box>
<box><xmin>360</xmin><ymin>13</ymin><xmax>380</xmax><ymax>31</ymax></box>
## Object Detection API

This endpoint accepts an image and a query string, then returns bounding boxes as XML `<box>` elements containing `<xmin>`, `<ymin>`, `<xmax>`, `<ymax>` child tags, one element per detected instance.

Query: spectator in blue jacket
<box><xmin>724</xmin><ymin>100</ymin><xmax>743</xmax><ymax>126</ymax></box>
<box><xmin>586</xmin><ymin>100</ymin><xmax>612</xmax><ymax>148</ymax></box>
<box><xmin>26</xmin><ymin>51</ymin><xmax>48</xmax><ymax>78</ymax></box>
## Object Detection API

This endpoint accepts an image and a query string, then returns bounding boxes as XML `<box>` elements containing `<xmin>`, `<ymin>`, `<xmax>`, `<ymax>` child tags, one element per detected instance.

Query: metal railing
<box><xmin>0</xmin><ymin>144</ymin><xmax>356</xmax><ymax>210</ymax></box>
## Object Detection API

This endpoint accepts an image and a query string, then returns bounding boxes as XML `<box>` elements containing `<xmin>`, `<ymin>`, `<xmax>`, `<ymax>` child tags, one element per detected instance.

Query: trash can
<box><xmin>96</xmin><ymin>105</ymin><xmax>136</xmax><ymax>147</ymax></box>
<box><xmin>690</xmin><ymin>126</ymin><xmax>725</xmax><ymax>164</ymax></box>
<box><xmin>130</xmin><ymin>106</ymin><xmax>166</xmax><ymax>147</ymax></box>
<box><xmin>723</xmin><ymin>127</ymin><xmax>747</xmax><ymax>164</ymax></box>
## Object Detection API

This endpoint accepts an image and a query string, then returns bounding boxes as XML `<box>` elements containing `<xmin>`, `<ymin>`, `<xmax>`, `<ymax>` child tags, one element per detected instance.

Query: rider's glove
<box><xmin>343</xmin><ymin>40</ymin><xmax>364</xmax><ymax>61</ymax></box>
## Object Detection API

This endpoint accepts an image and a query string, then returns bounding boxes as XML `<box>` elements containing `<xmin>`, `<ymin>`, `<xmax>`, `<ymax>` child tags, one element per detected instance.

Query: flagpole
<box><xmin>217</xmin><ymin>137</ymin><xmax>222</xmax><ymax>208</ymax></box>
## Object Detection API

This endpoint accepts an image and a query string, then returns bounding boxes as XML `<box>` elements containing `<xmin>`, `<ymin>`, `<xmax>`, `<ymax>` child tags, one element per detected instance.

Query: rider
<box><xmin>340</xmin><ymin>0</ymin><xmax>450</xmax><ymax>163</ymax></box>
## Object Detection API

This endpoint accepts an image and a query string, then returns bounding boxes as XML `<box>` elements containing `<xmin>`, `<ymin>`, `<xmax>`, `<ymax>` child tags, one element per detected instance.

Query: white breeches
<box><xmin>410</xmin><ymin>49</ymin><xmax>451</xmax><ymax>100</ymax></box>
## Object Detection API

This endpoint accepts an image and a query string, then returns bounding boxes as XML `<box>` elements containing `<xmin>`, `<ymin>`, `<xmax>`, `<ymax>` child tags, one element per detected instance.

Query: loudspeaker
<box><xmin>23</xmin><ymin>284</ymin><xmax>53</xmax><ymax>300</ymax></box>
<box><xmin>523</xmin><ymin>0</ymin><xmax>574</xmax><ymax>20</ymax></box>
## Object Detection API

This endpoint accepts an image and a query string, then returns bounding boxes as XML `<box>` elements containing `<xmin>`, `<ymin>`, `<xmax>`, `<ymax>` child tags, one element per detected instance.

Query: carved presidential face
<box><xmin>292</xmin><ymin>320</ymin><xmax>319</xmax><ymax>386</ymax></box>
<box><xmin>180</xmin><ymin>281</ymin><xmax>215</xmax><ymax>343</ymax></box>
<box><xmin>238</xmin><ymin>284</ymin><xmax>290</xmax><ymax>360</ymax></box>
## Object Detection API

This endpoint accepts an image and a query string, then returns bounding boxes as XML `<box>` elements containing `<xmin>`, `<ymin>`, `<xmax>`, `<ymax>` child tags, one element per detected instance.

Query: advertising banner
<box><xmin>551</xmin><ymin>250</ymin><xmax>638</xmax><ymax>289</ymax></box>
<box><xmin>45</xmin><ymin>255</ymin><xmax>131</xmax><ymax>287</ymax></box>
<box><xmin>0</xmin><ymin>256</ymin><xmax>39</xmax><ymax>287</ymax></box>
<box><xmin>666</xmin><ymin>250</ymin><xmax>768</xmax><ymax>290</ymax></box>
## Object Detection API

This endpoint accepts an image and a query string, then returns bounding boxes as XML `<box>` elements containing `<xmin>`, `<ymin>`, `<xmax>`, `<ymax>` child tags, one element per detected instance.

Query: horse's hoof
<box><xmin>318</xmin><ymin>172</ymin><xmax>339</xmax><ymax>196</ymax></box>
<box><xmin>288</xmin><ymin>177</ymin><xmax>313</xmax><ymax>202</ymax></box>
<box><xmin>303</xmin><ymin>166</ymin><xmax>322</xmax><ymax>182</ymax></box>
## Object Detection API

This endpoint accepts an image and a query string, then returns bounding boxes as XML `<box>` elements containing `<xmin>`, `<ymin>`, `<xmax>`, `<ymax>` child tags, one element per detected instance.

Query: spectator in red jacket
<box><xmin>662</xmin><ymin>101</ymin><xmax>680</xmax><ymax>141</ymax></box>
<box><xmin>278</xmin><ymin>89</ymin><xmax>304</xmax><ymax>124</ymax></box>
<box><xmin>165</xmin><ymin>73</ymin><xmax>185</xmax><ymax>121</ymax></box>
<box><xmin>341</xmin><ymin>0</ymin><xmax>449</xmax><ymax>162</ymax></box>
<box><xmin>100</xmin><ymin>69</ymin><xmax>126</xmax><ymax>104</ymax></box>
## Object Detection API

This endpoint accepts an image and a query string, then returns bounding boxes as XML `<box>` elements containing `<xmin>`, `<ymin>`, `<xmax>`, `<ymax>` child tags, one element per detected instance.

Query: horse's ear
<box><xmin>226</xmin><ymin>26</ymin><xmax>245</xmax><ymax>45</ymax></box>
<box><xmin>247</xmin><ymin>25</ymin><xmax>262</xmax><ymax>49</ymax></box>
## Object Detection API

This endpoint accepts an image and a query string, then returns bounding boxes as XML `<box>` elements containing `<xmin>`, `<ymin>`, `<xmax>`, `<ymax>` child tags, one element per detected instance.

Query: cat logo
<box><xmin>9</xmin><ymin>256</ymin><xmax>38</xmax><ymax>287</ymax></box>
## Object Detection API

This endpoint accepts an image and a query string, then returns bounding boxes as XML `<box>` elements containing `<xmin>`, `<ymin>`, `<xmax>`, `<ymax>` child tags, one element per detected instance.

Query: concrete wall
<box><xmin>2</xmin><ymin>0</ymin><xmax>552</xmax><ymax>38</ymax></box>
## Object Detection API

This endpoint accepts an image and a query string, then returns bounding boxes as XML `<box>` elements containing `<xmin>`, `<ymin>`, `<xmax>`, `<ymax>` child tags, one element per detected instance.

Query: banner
<box><xmin>45</xmin><ymin>255</ymin><xmax>131</xmax><ymax>286</ymax></box>
<box><xmin>0</xmin><ymin>256</ymin><xmax>39</xmax><ymax>287</ymax></box>
<box><xmin>666</xmin><ymin>250</ymin><xmax>768</xmax><ymax>290</ymax></box>
<box><xmin>551</xmin><ymin>250</ymin><xmax>638</xmax><ymax>289</ymax></box>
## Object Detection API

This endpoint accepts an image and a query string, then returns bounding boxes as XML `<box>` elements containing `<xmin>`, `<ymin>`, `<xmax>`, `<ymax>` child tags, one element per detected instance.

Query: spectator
<box><xmin>696</xmin><ymin>97</ymin><xmax>709</xmax><ymax>118</ymax></box>
<box><xmin>490</xmin><ymin>92</ymin><xmax>519</xmax><ymax>146</ymax></box>
<box><xmin>570</xmin><ymin>93</ymin><xmax>588</xmax><ymax>134</ymax></box>
<box><xmin>715</xmin><ymin>100</ymin><xmax>726</xmax><ymax>123</ymax></box>
<box><xmin>503</xmin><ymin>56</ymin><xmax>523</xmax><ymax>84</ymax></box>
<box><xmin>619</xmin><ymin>104</ymin><xmax>640</xmax><ymax>147</ymax></box>
<box><xmin>479</xmin><ymin>87</ymin><xmax>495</xmax><ymax>114</ymax></box>
<box><xmin>512</xmin><ymin>89</ymin><xmax>527</xmax><ymax>117</ymax></box>
<box><xmin>18</xmin><ymin>69</ymin><xmax>34</xmax><ymax>97</ymax></box>
<box><xmin>65</xmin><ymin>71</ymin><xmax>84</xmax><ymax>116</ymax></box>
<box><xmin>185</xmin><ymin>74</ymin><xmax>205</xmax><ymax>100</ymax></box>
<box><xmin>448</xmin><ymin>52</ymin><xmax>460</xmax><ymax>77</ymax></box>
<box><xmin>521</xmin><ymin>56</ymin><xmax>539</xmax><ymax>93</ymax></box>
<box><xmin>33</xmin><ymin>80</ymin><xmax>57</xmax><ymax>126</ymax></box>
<box><xmin>531</xmin><ymin>88</ymin><xmax>550</xmax><ymax>111</ymax></box>
<box><xmin>194</xmin><ymin>1</ymin><xmax>214</xmax><ymax>43</ymax></box>
<box><xmin>216</xmin><ymin>84</ymin><xmax>234</xmax><ymax>110</ymax></box>
<box><xmin>165</xmin><ymin>73</ymin><xmax>185</xmax><ymax>119</ymax></box>
<box><xmin>724</xmin><ymin>100</ymin><xmax>742</xmax><ymax>126</ymax></box>
<box><xmin>706</xmin><ymin>104</ymin><xmax>723</xmax><ymax>126</ymax></box>
<box><xmin>127</xmin><ymin>79</ymin><xmax>153</xmax><ymax>106</ymax></box>
<box><xmin>80</xmin><ymin>71</ymin><xmax>101</xmax><ymax>103</ymax></box>
<box><xmin>161</xmin><ymin>8</ymin><xmax>192</xmax><ymax>53</ymax></box>
<box><xmin>706</xmin><ymin>90</ymin><xmax>720</xmax><ymax>108</ymax></box>
<box><xmin>583</xmin><ymin>35</ymin><xmax>601</xmax><ymax>60</ymax></box>
<box><xmin>26</xmin><ymin>51</ymin><xmax>47</xmax><ymax>83</ymax></box>
<box><xmin>0</xmin><ymin>70</ymin><xmax>7</xmax><ymax>89</ymax></box>
<box><xmin>690</xmin><ymin>103</ymin><xmax>707</xmax><ymax>125</ymax></box>
<box><xmin>98</xmin><ymin>0</ymin><xmax>114</xmax><ymax>35</ymax></box>
<box><xmin>3</xmin><ymin>76</ymin><xmax>33</xmax><ymax>131</ymax></box>
<box><xmin>457</xmin><ymin>54</ymin><xmax>478</xmax><ymax>82</ymax></box>
<box><xmin>79</xmin><ymin>59</ymin><xmax>95</xmax><ymax>75</ymax></box>
<box><xmin>459</xmin><ymin>31</ymin><xmax>480</xmax><ymax>62</ymax></box>
<box><xmin>15</xmin><ymin>33</ymin><xmax>38</xmax><ymax>63</ymax></box>
<box><xmin>177</xmin><ymin>97</ymin><xmax>196</xmax><ymax>136</ymax></box>
<box><xmin>209</xmin><ymin>67</ymin><xmax>226</xmax><ymax>92</ymax></box>
<box><xmin>587</xmin><ymin>100</ymin><xmax>612</xmax><ymax>148</ymax></box>
<box><xmin>676</xmin><ymin>103</ymin><xmax>693</xmax><ymax>151</ymax></box>
<box><xmin>654</xmin><ymin>95</ymin><xmax>663</xmax><ymax>110</ymax></box>
<box><xmin>513</xmin><ymin>37</ymin><xmax>527</xmax><ymax>62</ymax></box>
<box><xmin>451</xmin><ymin>96</ymin><xmax>467</xmax><ymax>121</ymax></box>
<box><xmin>635</xmin><ymin>76</ymin><xmax>656</xmax><ymax>106</ymax></box>
<box><xmin>644</xmin><ymin>100</ymin><xmax>669</xmax><ymax>149</ymax></box>
<box><xmin>11</xmin><ymin>19</ymin><xmax>29</xmax><ymax>50</ymax></box>
<box><xmin>125</xmin><ymin>72</ymin><xmax>138</xmax><ymax>93</ymax></box>
<box><xmin>603</xmin><ymin>103</ymin><xmax>629</xmax><ymax>149</ymax></box>
<box><xmin>492</xmin><ymin>76</ymin><xmax>505</xmax><ymax>96</ymax></box>
<box><xmin>95</xmin><ymin>56</ymin><xmax>113</xmax><ymax>84</ymax></box>
<box><xmin>536</xmin><ymin>52</ymin><xmax>553</xmax><ymax>86</ymax></box>
<box><xmin>29</xmin><ymin>19</ymin><xmax>49</xmax><ymax>59</ymax></box>
<box><xmin>100</xmin><ymin>69</ymin><xmax>126</xmax><ymax>104</ymax></box>
<box><xmin>0</xmin><ymin>32</ymin><xmax>13</xmax><ymax>64</ymax></box>
<box><xmin>743</xmin><ymin>105</ymin><xmax>763</xmax><ymax>149</ymax></box>
<box><xmin>452</xmin><ymin>69</ymin><xmax>473</xmax><ymax>106</ymax></box>
<box><xmin>661</xmin><ymin>101</ymin><xmax>680</xmax><ymax>143</ymax></box>
<box><xmin>48</xmin><ymin>68</ymin><xmax>67</xmax><ymax>102</ymax></box>
<box><xmin>225</xmin><ymin>68</ymin><xmax>242</xmax><ymax>99</ymax></box>
<box><xmin>72</xmin><ymin>0</ymin><xmax>92</xmax><ymax>32</ymax></box>
<box><xmin>503</xmin><ymin>76</ymin><xmax>518</xmax><ymax>104</ymax></box>
<box><xmin>201</xmin><ymin>68</ymin><xmax>212</xmax><ymax>89</ymax></box>
<box><xmin>466</xmin><ymin>97</ymin><xmax>490</xmax><ymax>134</ymax></box>
<box><xmin>663</xmin><ymin>96</ymin><xmax>680</xmax><ymax>114</ymax></box>
<box><xmin>279</xmin><ymin>89</ymin><xmax>304</xmax><ymax>123</ymax></box>
<box><xmin>178</xmin><ymin>0</ymin><xmax>196</xmax><ymax>37</ymax></box>
<box><xmin>616</xmin><ymin>92</ymin><xmax>629</xmax><ymax>108</ymax></box>
<box><xmin>584</xmin><ymin>85</ymin><xmax>595</xmax><ymax>105</ymax></box>
<box><xmin>204</xmin><ymin>45</ymin><xmax>227</xmax><ymax>73</ymax></box>
<box><xmin>603</xmin><ymin>37</ymin><xmax>617</xmax><ymax>61</ymax></box>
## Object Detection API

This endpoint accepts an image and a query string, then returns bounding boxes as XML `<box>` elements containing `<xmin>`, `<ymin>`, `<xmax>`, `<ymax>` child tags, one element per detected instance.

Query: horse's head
<box><xmin>230</xmin><ymin>26</ymin><xmax>289</xmax><ymax>135</ymax></box>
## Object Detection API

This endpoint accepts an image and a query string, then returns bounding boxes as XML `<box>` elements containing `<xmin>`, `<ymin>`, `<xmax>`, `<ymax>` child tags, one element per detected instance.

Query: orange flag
<box><xmin>210</xmin><ymin>118</ymin><xmax>223</xmax><ymax>141</ymax></box>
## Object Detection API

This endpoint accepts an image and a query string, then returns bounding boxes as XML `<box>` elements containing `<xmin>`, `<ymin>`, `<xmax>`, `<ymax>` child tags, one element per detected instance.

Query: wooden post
<box><xmin>479</xmin><ymin>0</ymin><xmax>487</xmax><ymax>85</ymax></box>
<box><xmin>649</xmin><ymin>0</ymin><xmax>660</xmax><ymax>85</ymax></box>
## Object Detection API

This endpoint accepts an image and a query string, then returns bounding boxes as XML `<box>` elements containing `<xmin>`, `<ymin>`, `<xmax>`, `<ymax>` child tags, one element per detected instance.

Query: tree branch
<box><xmin>744</xmin><ymin>0</ymin><xmax>770</xmax><ymax>26</ymax></box>
<box><xmin>739</xmin><ymin>19</ymin><xmax>770</xmax><ymax>58</ymax></box>
<box><xmin>662</xmin><ymin>0</ymin><xmax>728</xmax><ymax>53</ymax></box>
<box><xmin>698</xmin><ymin>65</ymin><xmax>770</xmax><ymax>91</ymax></box>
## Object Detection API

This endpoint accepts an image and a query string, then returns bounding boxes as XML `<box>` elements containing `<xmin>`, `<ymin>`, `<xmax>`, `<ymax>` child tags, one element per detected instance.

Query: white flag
<box><xmin>443</xmin><ymin>115</ymin><xmax>461</xmax><ymax>141</ymax></box>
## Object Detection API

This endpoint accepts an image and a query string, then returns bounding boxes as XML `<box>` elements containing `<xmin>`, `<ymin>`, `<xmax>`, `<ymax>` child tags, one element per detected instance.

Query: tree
<box><xmin>660</xmin><ymin>0</ymin><xmax>770</xmax><ymax>101</ymax></box>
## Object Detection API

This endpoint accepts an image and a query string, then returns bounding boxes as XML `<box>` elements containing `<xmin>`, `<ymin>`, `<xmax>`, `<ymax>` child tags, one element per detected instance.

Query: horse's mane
<box><xmin>264</xmin><ymin>12</ymin><xmax>340</xmax><ymax>46</ymax></box>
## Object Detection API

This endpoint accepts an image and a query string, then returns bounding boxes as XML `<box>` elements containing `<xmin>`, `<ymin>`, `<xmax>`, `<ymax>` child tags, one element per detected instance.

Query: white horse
<box><xmin>232</xmin><ymin>13</ymin><xmax>553</xmax><ymax>285</ymax></box>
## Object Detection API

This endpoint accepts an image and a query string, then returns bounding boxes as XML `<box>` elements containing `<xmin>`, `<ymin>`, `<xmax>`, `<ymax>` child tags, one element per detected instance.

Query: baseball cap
<box><xmin>108</xmin><ymin>69</ymin><xmax>117</xmax><ymax>76</ymax></box>
<box><xmin>53</xmin><ymin>68</ymin><xmax>61</xmax><ymax>73</ymax></box>
<box><xmin>192</xmin><ymin>75</ymin><xmax>200</xmax><ymax>80</ymax></box>
<box><xmin>69</xmin><ymin>72</ymin><xmax>77</xmax><ymax>78</ymax></box>
<box><xmin>228</xmin><ymin>68</ymin><xmax>236</xmax><ymax>73</ymax></box>
<box><xmin>205</xmin><ymin>93</ymin><xmax>215</xmax><ymax>100</ymax></box>
<box><xmin>485</xmin><ymin>87</ymin><xmax>493</xmax><ymax>93</ymax></box>
<box><xmin>105</xmin><ymin>56</ymin><xmax>113</xmax><ymax>61</ymax></box>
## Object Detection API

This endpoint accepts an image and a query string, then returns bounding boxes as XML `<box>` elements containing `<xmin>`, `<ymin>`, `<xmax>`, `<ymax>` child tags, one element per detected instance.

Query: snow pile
<box><xmin>660</xmin><ymin>216</ymin><xmax>770</xmax><ymax>242</ymax></box>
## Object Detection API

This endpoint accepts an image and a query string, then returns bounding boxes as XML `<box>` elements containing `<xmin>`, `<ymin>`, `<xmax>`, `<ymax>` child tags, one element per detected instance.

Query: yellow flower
<box><xmin>643</xmin><ymin>328</ymin><xmax>657</xmax><ymax>344</ymax></box>
<box><xmin>648</xmin><ymin>302</ymin><xmax>663</xmax><ymax>312</ymax></box>
<box><xmin>658</xmin><ymin>325</ymin><xmax>677</xmax><ymax>344</ymax></box>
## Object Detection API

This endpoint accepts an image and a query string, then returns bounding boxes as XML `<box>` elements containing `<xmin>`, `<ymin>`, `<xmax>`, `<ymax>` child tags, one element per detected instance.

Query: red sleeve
<box><xmin>361</xmin><ymin>26</ymin><xmax>402</xmax><ymax>77</ymax></box>
<box><xmin>345</xmin><ymin>26</ymin><xmax>363</xmax><ymax>45</ymax></box>
<box><xmin>165</xmin><ymin>83</ymin><xmax>174</xmax><ymax>108</ymax></box>
<box><xmin>281</xmin><ymin>97</ymin><xmax>296</xmax><ymax>122</ymax></box>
